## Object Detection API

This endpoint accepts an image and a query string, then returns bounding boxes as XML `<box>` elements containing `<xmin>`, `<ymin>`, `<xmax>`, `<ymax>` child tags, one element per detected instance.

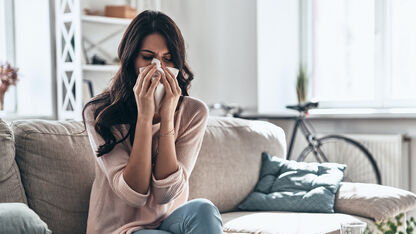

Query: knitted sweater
<box><xmin>83</xmin><ymin>96</ymin><xmax>209</xmax><ymax>234</ymax></box>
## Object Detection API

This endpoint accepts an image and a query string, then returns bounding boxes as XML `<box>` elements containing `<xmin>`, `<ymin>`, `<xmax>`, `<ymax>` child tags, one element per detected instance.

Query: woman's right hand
<box><xmin>133</xmin><ymin>63</ymin><xmax>160</xmax><ymax>121</ymax></box>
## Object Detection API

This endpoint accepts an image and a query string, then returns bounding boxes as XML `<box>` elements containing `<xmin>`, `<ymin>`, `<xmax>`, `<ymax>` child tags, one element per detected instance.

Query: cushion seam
<box><xmin>13</xmin><ymin>129</ymin><xmax>87</xmax><ymax>137</ymax></box>
<box><xmin>11</xmin><ymin>121</ymin><xmax>86</xmax><ymax>136</ymax></box>
<box><xmin>0</xmin><ymin>121</ymin><xmax>26</xmax><ymax>204</ymax></box>
<box><xmin>11</xmin><ymin>160</ymin><xmax>28</xmax><ymax>204</ymax></box>
<box><xmin>12</xmin><ymin>123</ymin><xmax>269</xmax><ymax>133</ymax></box>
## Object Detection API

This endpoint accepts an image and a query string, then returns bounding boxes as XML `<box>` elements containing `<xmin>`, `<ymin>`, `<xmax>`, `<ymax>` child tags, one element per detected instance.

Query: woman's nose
<box><xmin>156</xmin><ymin>58</ymin><xmax>166</xmax><ymax>67</ymax></box>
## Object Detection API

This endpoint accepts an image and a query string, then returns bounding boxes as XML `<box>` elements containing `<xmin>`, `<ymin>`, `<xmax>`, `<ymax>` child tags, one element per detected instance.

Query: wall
<box><xmin>161</xmin><ymin>0</ymin><xmax>258</xmax><ymax>111</ymax></box>
<box><xmin>84</xmin><ymin>0</ymin><xmax>258</xmax><ymax>112</ymax></box>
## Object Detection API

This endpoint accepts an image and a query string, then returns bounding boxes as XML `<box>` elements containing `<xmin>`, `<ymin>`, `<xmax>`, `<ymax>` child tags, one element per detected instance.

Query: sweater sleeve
<box><xmin>84</xmin><ymin>104</ymin><xmax>150</xmax><ymax>208</ymax></box>
<box><xmin>151</xmin><ymin>101</ymin><xmax>209</xmax><ymax>204</ymax></box>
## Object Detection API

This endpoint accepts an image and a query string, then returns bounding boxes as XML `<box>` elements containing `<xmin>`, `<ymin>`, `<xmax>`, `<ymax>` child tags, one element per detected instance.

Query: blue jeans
<box><xmin>132</xmin><ymin>198</ymin><xmax>223</xmax><ymax>234</ymax></box>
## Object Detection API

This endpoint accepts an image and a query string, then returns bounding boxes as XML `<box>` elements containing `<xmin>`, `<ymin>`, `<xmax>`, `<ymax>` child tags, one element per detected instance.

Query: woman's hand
<box><xmin>133</xmin><ymin>63</ymin><xmax>160</xmax><ymax>121</ymax></box>
<box><xmin>159</xmin><ymin>64</ymin><xmax>182</xmax><ymax>123</ymax></box>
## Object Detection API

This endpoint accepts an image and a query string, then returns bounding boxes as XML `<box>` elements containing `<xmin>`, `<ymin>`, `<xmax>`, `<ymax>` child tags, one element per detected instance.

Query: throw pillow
<box><xmin>238</xmin><ymin>152</ymin><xmax>346</xmax><ymax>213</ymax></box>
<box><xmin>0</xmin><ymin>202</ymin><xmax>52</xmax><ymax>234</ymax></box>
<box><xmin>335</xmin><ymin>182</ymin><xmax>416</xmax><ymax>222</ymax></box>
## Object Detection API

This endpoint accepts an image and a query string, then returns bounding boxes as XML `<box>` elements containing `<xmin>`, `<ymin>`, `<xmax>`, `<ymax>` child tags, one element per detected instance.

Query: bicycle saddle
<box><xmin>286</xmin><ymin>102</ymin><xmax>319</xmax><ymax>113</ymax></box>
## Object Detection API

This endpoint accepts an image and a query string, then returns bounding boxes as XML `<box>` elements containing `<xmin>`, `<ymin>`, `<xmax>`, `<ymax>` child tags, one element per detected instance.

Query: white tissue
<box><xmin>138</xmin><ymin>58</ymin><xmax>179</xmax><ymax>113</ymax></box>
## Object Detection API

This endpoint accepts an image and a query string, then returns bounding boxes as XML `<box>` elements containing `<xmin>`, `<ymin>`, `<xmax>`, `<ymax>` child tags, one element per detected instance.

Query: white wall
<box><xmin>13</xmin><ymin>0</ymin><xmax>54</xmax><ymax>117</ymax></box>
<box><xmin>161</xmin><ymin>0</ymin><xmax>258</xmax><ymax>111</ymax></box>
<box><xmin>85</xmin><ymin>0</ymin><xmax>258</xmax><ymax>111</ymax></box>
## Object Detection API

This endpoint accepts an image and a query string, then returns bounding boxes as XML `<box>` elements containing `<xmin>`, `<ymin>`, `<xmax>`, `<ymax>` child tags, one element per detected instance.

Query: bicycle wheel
<box><xmin>297</xmin><ymin>135</ymin><xmax>382</xmax><ymax>184</ymax></box>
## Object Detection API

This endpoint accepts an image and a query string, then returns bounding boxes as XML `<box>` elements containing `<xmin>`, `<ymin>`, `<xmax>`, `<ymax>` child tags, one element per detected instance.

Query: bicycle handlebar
<box><xmin>286</xmin><ymin>102</ymin><xmax>319</xmax><ymax>113</ymax></box>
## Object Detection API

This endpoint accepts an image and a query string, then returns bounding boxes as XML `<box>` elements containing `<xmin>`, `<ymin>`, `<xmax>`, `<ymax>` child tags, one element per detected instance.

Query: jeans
<box><xmin>132</xmin><ymin>198</ymin><xmax>223</xmax><ymax>234</ymax></box>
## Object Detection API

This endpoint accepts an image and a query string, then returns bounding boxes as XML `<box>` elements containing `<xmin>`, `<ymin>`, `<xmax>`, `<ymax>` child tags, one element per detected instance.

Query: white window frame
<box><xmin>301</xmin><ymin>0</ymin><xmax>416</xmax><ymax>109</ymax></box>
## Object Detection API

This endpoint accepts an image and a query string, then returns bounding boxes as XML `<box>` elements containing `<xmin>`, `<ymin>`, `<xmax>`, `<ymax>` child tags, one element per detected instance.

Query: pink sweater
<box><xmin>83</xmin><ymin>96</ymin><xmax>209</xmax><ymax>234</ymax></box>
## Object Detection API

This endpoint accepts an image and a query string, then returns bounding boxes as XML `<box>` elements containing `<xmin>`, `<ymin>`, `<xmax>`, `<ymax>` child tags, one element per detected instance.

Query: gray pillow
<box><xmin>238</xmin><ymin>152</ymin><xmax>346</xmax><ymax>213</ymax></box>
<box><xmin>0</xmin><ymin>202</ymin><xmax>51</xmax><ymax>234</ymax></box>
<box><xmin>335</xmin><ymin>182</ymin><xmax>416</xmax><ymax>221</ymax></box>
<box><xmin>11</xmin><ymin>119</ymin><xmax>96</xmax><ymax>234</ymax></box>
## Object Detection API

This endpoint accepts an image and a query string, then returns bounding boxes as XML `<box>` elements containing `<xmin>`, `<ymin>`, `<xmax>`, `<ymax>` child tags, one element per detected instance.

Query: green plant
<box><xmin>364</xmin><ymin>213</ymin><xmax>416</xmax><ymax>234</ymax></box>
<box><xmin>296</xmin><ymin>64</ymin><xmax>308</xmax><ymax>104</ymax></box>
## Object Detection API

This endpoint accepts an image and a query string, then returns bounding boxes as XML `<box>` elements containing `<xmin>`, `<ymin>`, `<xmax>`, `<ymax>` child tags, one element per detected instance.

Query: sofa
<box><xmin>1</xmin><ymin>116</ymin><xmax>415</xmax><ymax>234</ymax></box>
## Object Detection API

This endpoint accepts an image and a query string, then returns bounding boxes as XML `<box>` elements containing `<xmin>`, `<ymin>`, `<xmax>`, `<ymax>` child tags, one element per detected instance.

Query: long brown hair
<box><xmin>80</xmin><ymin>10</ymin><xmax>194</xmax><ymax>157</ymax></box>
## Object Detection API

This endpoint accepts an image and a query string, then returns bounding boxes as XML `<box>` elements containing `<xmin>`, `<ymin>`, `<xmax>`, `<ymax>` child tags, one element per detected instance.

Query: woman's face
<box><xmin>135</xmin><ymin>33</ymin><xmax>175</xmax><ymax>72</ymax></box>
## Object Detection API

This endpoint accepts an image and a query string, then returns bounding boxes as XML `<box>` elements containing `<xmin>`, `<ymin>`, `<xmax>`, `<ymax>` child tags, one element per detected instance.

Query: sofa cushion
<box><xmin>0</xmin><ymin>118</ymin><xmax>27</xmax><ymax>204</ymax></box>
<box><xmin>221</xmin><ymin>211</ymin><xmax>375</xmax><ymax>234</ymax></box>
<box><xmin>238</xmin><ymin>152</ymin><xmax>346</xmax><ymax>213</ymax></box>
<box><xmin>0</xmin><ymin>202</ymin><xmax>52</xmax><ymax>234</ymax></box>
<box><xmin>189</xmin><ymin>117</ymin><xmax>286</xmax><ymax>213</ymax></box>
<box><xmin>335</xmin><ymin>182</ymin><xmax>416</xmax><ymax>222</ymax></box>
<box><xmin>11</xmin><ymin>119</ymin><xmax>96</xmax><ymax>234</ymax></box>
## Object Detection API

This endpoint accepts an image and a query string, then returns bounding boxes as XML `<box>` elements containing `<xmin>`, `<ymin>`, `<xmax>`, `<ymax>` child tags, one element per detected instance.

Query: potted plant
<box><xmin>0</xmin><ymin>63</ymin><xmax>19</xmax><ymax>111</ymax></box>
<box><xmin>296</xmin><ymin>64</ymin><xmax>308</xmax><ymax>104</ymax></box>
<box><xmin>364</xmin><ymin>213</ymin><xmax>416</xmax><ymax>234</ymax></box>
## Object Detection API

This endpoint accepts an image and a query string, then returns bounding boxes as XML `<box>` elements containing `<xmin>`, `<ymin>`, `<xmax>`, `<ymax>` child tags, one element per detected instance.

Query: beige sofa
<box><xmin>1</xmin><ymin>116</ymin><xmax>415</xmax><ymax>234</ymax></box>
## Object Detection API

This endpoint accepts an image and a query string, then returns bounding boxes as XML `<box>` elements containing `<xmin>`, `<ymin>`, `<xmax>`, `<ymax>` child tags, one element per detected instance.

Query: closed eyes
<box><xmin>142</xmin><ymin>55</ymin><xmax>172</xmax><ymax>62</ymax></box>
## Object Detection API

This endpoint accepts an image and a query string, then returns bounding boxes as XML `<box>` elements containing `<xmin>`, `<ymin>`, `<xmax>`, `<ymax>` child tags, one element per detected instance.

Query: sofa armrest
<box><xmin>334</xmin><ymin>182</ymin><xmax>416</xmax><ymax>222</ymax></box>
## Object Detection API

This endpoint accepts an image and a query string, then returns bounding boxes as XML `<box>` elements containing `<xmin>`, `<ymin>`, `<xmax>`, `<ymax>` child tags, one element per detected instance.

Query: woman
<box><xmin>81</xmin><ymin>10</ymin><xmax>223</xmax><ymax>234</ymax></box>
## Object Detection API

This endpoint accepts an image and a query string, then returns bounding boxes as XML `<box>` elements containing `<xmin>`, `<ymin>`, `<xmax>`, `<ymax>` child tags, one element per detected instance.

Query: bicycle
<box><xmin>209</xmin><ymin>101</ymin><xmax>381</xmax><ymax>184</ymax></box>
<box><xmin>285</xmin><ymin>102</ymin><xmax>382</xmax><ymax>184</ymax></box>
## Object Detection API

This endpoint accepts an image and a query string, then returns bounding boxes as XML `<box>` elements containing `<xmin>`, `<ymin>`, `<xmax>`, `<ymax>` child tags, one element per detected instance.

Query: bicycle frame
<box><xmin>286</xmin><ymin>114</ymin><xmax>315</xmax><ymax>160</ymax></box>
<box><xmin>235</xmin><ymin>108</ymin><xmax>382</xmax><ymax>184</ymax></box>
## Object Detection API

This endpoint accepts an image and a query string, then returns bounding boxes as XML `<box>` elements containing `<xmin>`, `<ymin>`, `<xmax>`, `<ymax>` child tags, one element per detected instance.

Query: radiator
<box><xmin>343</xmin><ymin>134</ymin><xmax>410</xmax><ymax>190</ymax></box>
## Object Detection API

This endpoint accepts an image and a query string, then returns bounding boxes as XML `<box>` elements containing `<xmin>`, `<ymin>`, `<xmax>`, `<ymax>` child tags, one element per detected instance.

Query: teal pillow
<box><xmin>238</xmin><ymin>152</ymin><xmax>346</xmax><ymax>213</ymax></box>
<box><xmin>0</xmin><ymin>202</ymin><xmax>51</xmax><ymax>234</ymax></box>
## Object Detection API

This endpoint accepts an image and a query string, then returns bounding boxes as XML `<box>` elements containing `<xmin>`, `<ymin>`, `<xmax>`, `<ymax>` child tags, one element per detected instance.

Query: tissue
<box><xmin>138</xmin><ymin>58</ymin><xmax>179</xmax><ymax>113</ymax></box>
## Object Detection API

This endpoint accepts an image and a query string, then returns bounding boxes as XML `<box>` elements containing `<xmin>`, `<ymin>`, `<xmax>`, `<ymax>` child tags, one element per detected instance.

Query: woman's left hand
<box><xmin>159</xmin><ymin>64</ymin><xmax>181</xmax><ymax>123</ymax></box>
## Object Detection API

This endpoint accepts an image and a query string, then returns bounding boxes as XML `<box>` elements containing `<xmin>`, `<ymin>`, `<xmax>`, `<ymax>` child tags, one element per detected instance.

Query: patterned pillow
<box><xmin>238</xmin><ymin>152</ymin><xmax>346</xmax><ymax>213</ymax></box>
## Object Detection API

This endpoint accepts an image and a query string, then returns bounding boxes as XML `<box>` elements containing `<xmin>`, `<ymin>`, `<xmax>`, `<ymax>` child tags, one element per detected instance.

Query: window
<box><xmin>304</xmin><ymin>0</ymin><xmax>416</xmax><ymax>108</ymax></box>
<box><xmin>0</xmin><ymin>0</ymin><xmax>17</xmax><ymax>113</ymax></box>
<box><xmin>390</xmin><ymin>0</ymin><xmax>416</xmax><ymax>103</ymax></box>
<box><xmin>1</xmin><ymin>0</ymin><xmax>55</xmax><ymax>118</ymax></box>
<box><xmin>0</xmin><ymin>3</ymin><xmax>5</xmax><ymax>60</ymax></box>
